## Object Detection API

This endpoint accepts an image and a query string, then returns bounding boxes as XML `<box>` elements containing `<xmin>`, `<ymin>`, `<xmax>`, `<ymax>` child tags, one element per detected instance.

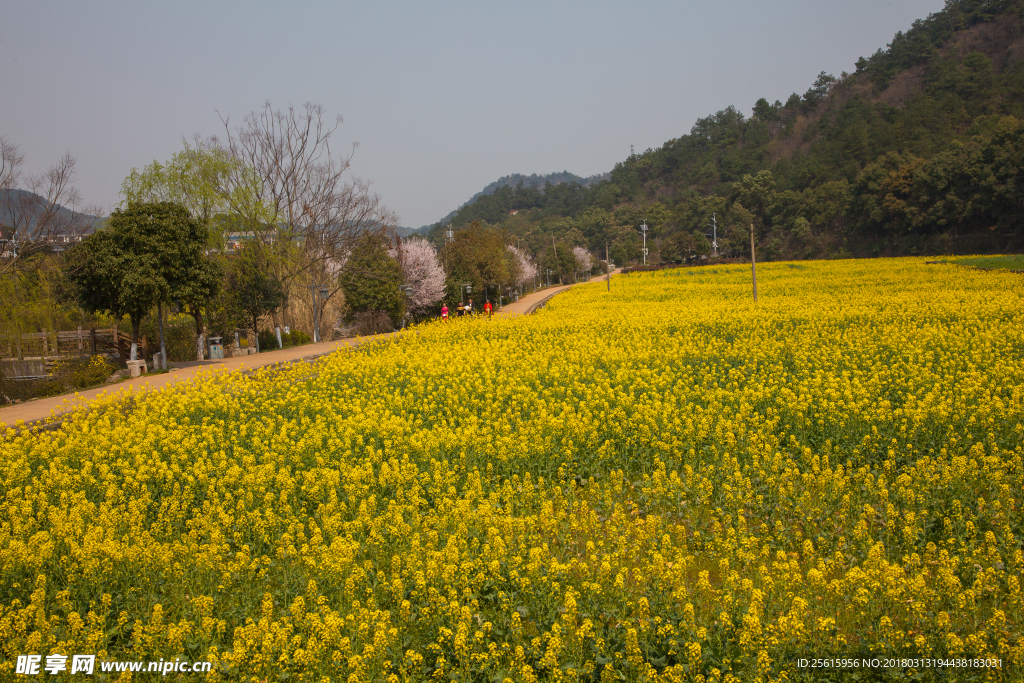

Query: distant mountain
<box><xmin>394</xmin><ymin>225</ymin><xmax>433</xmax><ymax>238</ymax></box>
<box><xmin>421</xmin><ymin>170</ymin><xmax>610</xmax><ymax>231</ymax></box>
<box><xmin>0</xmin><ymin>189</ymin><xmax>103</xmax><ymax>234</ymax></box>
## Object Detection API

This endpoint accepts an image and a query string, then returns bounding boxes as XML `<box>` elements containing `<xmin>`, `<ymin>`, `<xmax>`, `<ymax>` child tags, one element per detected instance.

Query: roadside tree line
<box><xmin>4</xmin><ymin>102</ymin><xmax>602</xmax><ymax>370</ymax></box>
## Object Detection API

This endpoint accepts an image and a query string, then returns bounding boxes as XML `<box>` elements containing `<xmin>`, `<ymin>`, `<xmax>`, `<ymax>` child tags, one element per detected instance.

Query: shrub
<box><xmin>254</xmin><ymin>328</ymin><xmax>313</xmax><ymax>352</ymax></box>
<box><xmin>257</xmin><ymin>328</ymin><xmax>278</xmax><ymax>352</ymax></box>
<box><xmin>288</xmin><ymin>330</ymin><xmax>311</xmax><ymax>346</ymax></box>
<box><xmin>71</xmin><ymin>355</ymin><xmax>118</xmax><ymax>388</ymax></box>
<box><xmin>351</xmin><ymin>311</ymin><xmax>394</xmax><ymax>336</ymax></box>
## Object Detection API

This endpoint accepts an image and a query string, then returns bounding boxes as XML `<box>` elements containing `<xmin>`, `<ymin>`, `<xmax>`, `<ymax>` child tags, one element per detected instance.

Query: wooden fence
<box><xmin>2</xmin><ymin>327</ymin><xmax>143</xmax><ymax>365</ymax></box>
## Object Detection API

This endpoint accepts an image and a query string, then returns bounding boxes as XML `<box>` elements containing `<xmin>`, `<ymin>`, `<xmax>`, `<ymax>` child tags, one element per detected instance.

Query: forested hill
<box><xmin>423</xmin><ymin>171</ymin><xmax>609</xmax><ymax>231</ymax></box>
<box><xmin>428</xmin><ymin>0</ymin><xmax>1024</xmax><ymax>263</ymax></box>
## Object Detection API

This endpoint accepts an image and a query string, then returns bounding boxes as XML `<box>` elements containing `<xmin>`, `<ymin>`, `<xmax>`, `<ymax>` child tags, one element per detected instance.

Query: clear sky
<box><xmin>2</xmin><ymin>0</ymin><xmax>945</xmax><ymax>228</ymax></box>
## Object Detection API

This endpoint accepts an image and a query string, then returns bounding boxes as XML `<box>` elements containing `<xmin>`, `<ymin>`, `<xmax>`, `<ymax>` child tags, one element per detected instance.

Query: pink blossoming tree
<box><xmin>391</xmin><ymin>238</ymin><xmax>446</xmax><ymax>312</ymax></box>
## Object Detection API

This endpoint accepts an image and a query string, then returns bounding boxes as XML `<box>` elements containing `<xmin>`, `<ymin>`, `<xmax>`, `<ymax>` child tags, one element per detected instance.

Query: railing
<box><xmin>1</xmin><ymin>328</ymin><xmax>138</xmax><ymax>360</ymax></box>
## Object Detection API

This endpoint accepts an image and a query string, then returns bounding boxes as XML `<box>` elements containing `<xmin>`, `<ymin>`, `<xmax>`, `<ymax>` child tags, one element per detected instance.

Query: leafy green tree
<box><xmin>661</xmin><ymin>231</ymin><xmax>712</xmax><ymax>263</ymax></box>
<box><xmin>226</xmin><ymin>247</ymin><xmax>286</xmax><ymax>352</ymax></box>
<box><xmin>135</xmin><ymin>197</ymin><xmax>224</xmax><ymax>360</ymax></box>
<box><xmin>439</xmin><ymin>221</ymin><xmax>519</xmax><ymax>304</ymax></box>
<box><xmin>605</xmin><ymin>222</ymin><xmax>641</xmax><ymax>266</ymax></box>
<box><xmin>573</xmin><ymin>208</ymin><xmax>614</xmax><ymax>249</ymax></box>
<box><xmin>612</xmin><ymin>202</ymin><xmax>672</xmax><ymax>241</ymax></box>
<box><xmin>802</xmin><ymin>180</ymin><xmax>851</xmax><ymax>236</ymax></box>
<box><xmin>720</xmin><ymin>203</ymin><xmax>755</xmax><ymax>257</ymax></box>
<box><xmin>733</xmin><ymin>170</ymin><xmax>777</xmax><ymax>234</ymax></box>
<box><xmin>539</xmin><ymin>242</ymin><xmax>578</xmax><ymax>284</ymax></box>
<box><xmin>847</xmin><ymin>151</ymin><xmax>927</xmax><ymax>235</ymax></box>
<box><xmin>340</xmin><ymin>233</ymin><xmax>405</xmax><ymax>326</ymax></box>
<box><xmin>752</xmin><ymin>97</ymin><xmax>780</xmax><ymax>121</ymax></box>
<box><xmin>64</xmin><ymin>203</ymin><xmax>207</xmax><ymax>360</ymax></box>
<box><xmin>802</xmin><ymin>71</ymin><xmax>837</xmax><ymax>112</ymax></box>
<box><xmin>982</xmin><ymin>116</ymin><xmax>1024</xmax><ymax>232</ymax></box>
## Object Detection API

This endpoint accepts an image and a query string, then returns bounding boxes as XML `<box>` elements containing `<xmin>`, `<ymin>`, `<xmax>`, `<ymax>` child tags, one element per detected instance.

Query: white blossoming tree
<box><xmin>391</xmin><ymin>238</ymin><xmax>446</xmax><ymax>312</ymax></box>
<box><xmin>573</xmin><ymin>246</ymin><xmax>593</xmax><ymax>274</ymax></box>
<box><xmin>508</xmin><ymin>245</ymin><xmax>537</xmax><ymax>289</ymax></box>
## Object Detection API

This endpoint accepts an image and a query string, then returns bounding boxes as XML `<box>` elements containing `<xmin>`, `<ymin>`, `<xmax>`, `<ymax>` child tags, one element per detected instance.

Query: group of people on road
<box><xmin>441</xmin><ymin>298</ymin><xmax>494</xmax><ymax>321</ymax></box>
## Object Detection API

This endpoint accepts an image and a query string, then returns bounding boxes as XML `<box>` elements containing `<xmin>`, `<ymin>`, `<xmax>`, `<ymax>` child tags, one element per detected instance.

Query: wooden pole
<box><xmin>90</xmin><ymin>328</ymin><xmax>97</xmax><ymax>356</ymax></box>
<box><xmin>750</xmin><ymin>223</ymin><xmax>758</xmax><ymax>302</ymax></box>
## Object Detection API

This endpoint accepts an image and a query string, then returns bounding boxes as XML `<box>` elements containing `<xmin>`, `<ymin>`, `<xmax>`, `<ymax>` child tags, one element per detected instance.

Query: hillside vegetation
<box><xmin>429</xmin><ymin>0</ymin><xmax>1024</xmax><ymax>264</ymax></box>
<box><xmin>424</xmin><ymin>171</ymin><xmax>609</xmax><ymax>232</ymax></box>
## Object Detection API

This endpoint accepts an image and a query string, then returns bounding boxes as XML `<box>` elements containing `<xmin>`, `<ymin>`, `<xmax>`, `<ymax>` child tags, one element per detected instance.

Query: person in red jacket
<box><xmin>484</xmin><ymin>300</ymin><xmax>493</xmax><ymax>317</ymax></box>
<box><xmin>441</xmin><ymin>303</ymin><xmax>449</xmax><ymax>321</ymax></box>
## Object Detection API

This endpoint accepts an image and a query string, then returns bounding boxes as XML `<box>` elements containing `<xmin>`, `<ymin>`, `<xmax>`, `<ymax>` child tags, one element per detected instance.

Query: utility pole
<box><xmin>750</xmin><ymin>223</ymin><xmax>758</xmax><ymax>302</ymax></box>
<box><xmin>606</xmin><ymin>243</ymin><xmax>610</xmax><ymax>292</ymax></box>
<box><xmin>710</xmin><ymin>213</ymin><xmax>719</xmax><ymax>257</ymax></box>
<box><xmin>446</xmin><ymin>223</ymin><xmax>454</xmax><ymax>244</ymax></box>
<box><xmin>630</xmin><ymin>145</ymin><xmax>634</xmax><ymax>156</ymax></box>
<box><xmin>640</xmin><ymin>221</ymin><xmax>649</xmax><ymax>266</ymax></box>
<box><xmin>552</xmin><ymin>236</ymin><xmax>559</xmax><ymax>284</ymax></box>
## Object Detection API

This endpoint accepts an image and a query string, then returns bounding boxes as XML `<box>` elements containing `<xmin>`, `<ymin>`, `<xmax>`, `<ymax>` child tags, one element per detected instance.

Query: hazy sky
<box><xmin>3</xmin><ymin>1</ymin><xmax>945</xmax><ymax>228</ymax></box>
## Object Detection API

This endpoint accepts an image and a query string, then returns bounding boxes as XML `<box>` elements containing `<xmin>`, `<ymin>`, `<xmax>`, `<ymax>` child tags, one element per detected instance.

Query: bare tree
<box><xmin>1</xmin><ymin>136</ymin><xmax>25</xmax><ymax>192</ymax></box>
<box><xmin>0</xmin><ymin>141</ymin><xmax>100</xmax><ymax>274</ymax></box>
<box><xmin>214</xmin><ymin>102</ymin><xmax>397</xmax><ymax>331</ymax></box>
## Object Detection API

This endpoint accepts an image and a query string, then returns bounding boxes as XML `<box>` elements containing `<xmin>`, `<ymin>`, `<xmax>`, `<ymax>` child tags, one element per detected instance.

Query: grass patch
<box><xmin>946</xmin><ymin>253</ymin><xmax>1024</xmax><ymax>271</ymax></box>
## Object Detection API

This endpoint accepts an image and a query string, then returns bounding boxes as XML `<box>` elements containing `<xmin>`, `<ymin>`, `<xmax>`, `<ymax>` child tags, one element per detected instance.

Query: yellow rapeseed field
<box><xmin>1</xmin><ymin>258</ymin><xmax>1022</xmax><ymax>682</ymax></box>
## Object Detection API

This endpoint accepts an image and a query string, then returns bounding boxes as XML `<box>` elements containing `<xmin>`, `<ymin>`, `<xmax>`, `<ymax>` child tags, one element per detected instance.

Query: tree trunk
<box><xmin>252</xmin><ymin>314</ymin><xmax>260</xmax><ymax>353</ymax></box>
<box><xmin>130</xmin><ymin>316</ymin><xmax>141</xmax><ymax>361</ymax></box>
<box><xmin>271</xmin><ymin>304</ymin><xmax>283</xmax><ymax>347</ymax></box>
<box><xmin>158</xmin><ymin>302</ymin><xmax>167</xmax><ymax>369</ymax></box>
<box><xmin>191</xmin><ymin>309</ymin><xmax>205</xmax><ymax>361</ymax></box>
